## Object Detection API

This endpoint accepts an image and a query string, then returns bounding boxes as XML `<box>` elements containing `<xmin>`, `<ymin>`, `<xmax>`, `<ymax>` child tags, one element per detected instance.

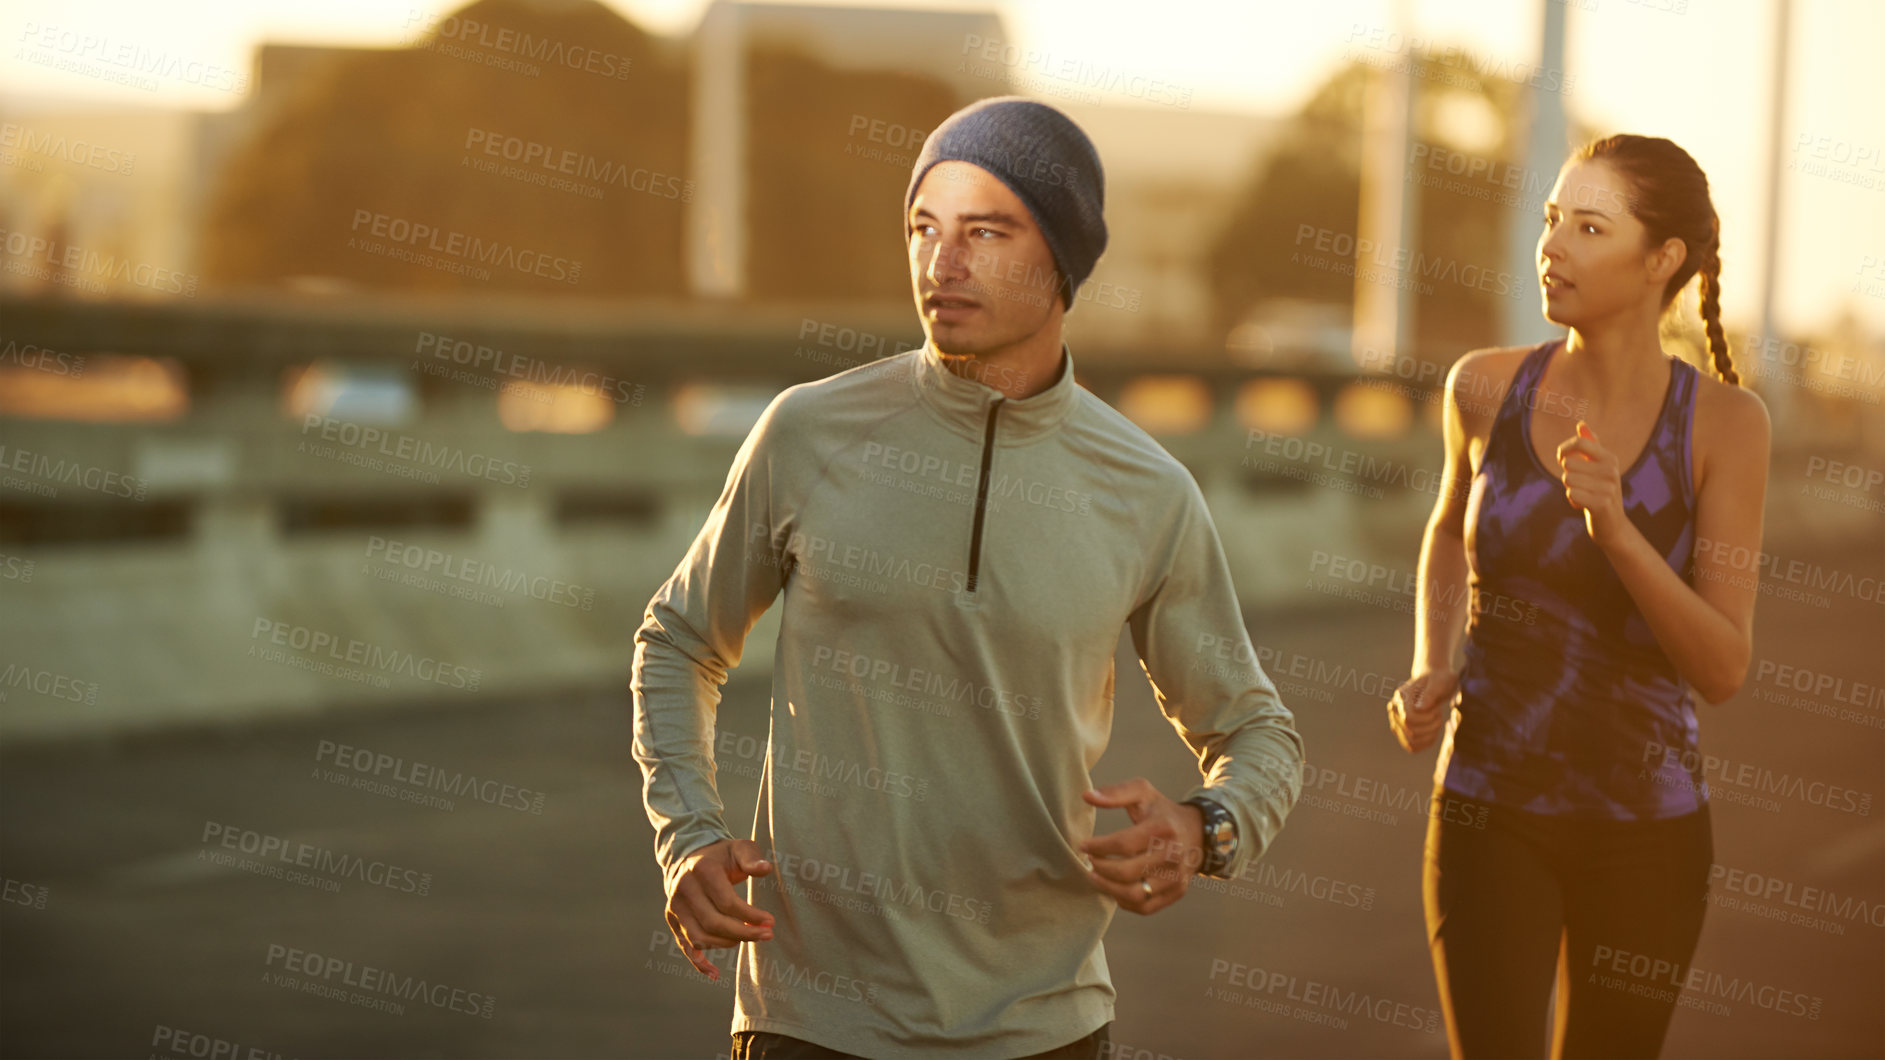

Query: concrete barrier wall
<box><xmin>7</xmin><ymin>297</ymin><xmax>1871</xmax><ymax>742</ymax></box>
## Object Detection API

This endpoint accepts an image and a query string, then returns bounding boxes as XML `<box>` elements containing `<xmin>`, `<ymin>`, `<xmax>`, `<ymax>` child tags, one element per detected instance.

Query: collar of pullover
<box><xmin>911</xmin><ymin>338</ymin><xmax>1078</xmax><ymax>444</ymax></box>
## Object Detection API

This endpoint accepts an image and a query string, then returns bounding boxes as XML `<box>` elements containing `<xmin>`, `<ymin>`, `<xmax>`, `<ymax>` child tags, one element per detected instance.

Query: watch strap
<box><xmin>1183</xmin><ymin>795</ymin><xmax>1238</xmax><ymax>878</ymax></box>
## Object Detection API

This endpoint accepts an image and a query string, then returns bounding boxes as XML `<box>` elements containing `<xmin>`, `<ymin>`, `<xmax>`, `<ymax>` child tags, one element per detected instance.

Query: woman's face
<box><xmin>1537</xmin><ymin>158</ymin><xmax>1684</xmax><ymax>328</ymax></box>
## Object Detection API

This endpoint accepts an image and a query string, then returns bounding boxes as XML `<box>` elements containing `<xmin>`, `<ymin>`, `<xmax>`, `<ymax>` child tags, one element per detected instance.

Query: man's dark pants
<box><xmin>730</xmin><ymin>1022</ymin><xmax>1112</xmax><ymax>1059</ymax></box>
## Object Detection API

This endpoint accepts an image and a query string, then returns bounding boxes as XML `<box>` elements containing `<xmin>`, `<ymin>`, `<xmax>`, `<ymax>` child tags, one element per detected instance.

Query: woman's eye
<box><xmin>1581</xmin><ymin>223</ymin><xmax>1599</xmax><ymax>235</ymax></box>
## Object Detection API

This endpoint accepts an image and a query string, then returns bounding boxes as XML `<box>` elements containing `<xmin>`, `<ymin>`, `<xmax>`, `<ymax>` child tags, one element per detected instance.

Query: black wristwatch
<box><xmin>1182</xmin><ymin>795</ymin><xmax>1239</xmax><ymax>879</ymax></box>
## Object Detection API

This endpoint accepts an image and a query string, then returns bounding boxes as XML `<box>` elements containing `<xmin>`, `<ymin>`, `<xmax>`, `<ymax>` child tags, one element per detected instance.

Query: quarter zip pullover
<box><xmin>633</xmin><ymin>339</ymin><xmax>1304</xmax><ymax>1059</ymax></box>
<box><xmin>966</xmin><ymin>399</ymin><xmax>1001</xmax><ymax>594</ymax></box>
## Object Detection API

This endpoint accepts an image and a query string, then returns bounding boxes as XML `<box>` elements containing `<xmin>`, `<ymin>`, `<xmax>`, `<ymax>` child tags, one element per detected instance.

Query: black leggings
<box><xmin>1423</xmin><ymin>793</ymin><xmax>1712</xmax><ymax>1059</ymax></box>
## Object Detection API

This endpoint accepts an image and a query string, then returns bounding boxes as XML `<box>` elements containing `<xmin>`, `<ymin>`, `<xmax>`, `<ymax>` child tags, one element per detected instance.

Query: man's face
<box><xmin>907</xmin><ymin>160</ymin><xmax>1063</xmax><ymax>358</ymax></box>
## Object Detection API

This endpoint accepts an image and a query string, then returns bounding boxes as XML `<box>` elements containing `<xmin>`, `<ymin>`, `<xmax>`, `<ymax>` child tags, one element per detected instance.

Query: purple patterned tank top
<box><xmin>1439</xmin><ymin>338</ymin><xmax>1708</xmax><ymax>819</ymax></box>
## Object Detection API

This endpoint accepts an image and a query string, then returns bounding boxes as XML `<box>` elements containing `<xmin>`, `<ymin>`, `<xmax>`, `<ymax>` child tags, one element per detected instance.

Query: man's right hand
<box><xmin>665</xmin><ymin>838</ymin><xmax>775</xmax><ymax>980</ymax></box>
<box><xmin>1387</xmin><ymin>669</ymin><xmax>1458</xmax><ymax>753</ymax></box>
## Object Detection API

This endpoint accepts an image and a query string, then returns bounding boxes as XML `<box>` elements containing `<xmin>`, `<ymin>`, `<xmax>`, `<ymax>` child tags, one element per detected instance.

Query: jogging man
<box><xmin>633</xmin><ymin>96</ymin><xmax>1304</xmax><ymax>1060</ymax></box>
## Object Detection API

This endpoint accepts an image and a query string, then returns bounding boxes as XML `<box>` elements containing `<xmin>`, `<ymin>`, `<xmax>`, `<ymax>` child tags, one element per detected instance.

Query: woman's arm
<box><xmin>1413</xmin><ymin>356</ymin><xmax>1483</xmax><ymax>673</ymax></box>
<box><xmin>1556</xmin><ymin>381</ymin><xmax>1771</xmax><ymax>704</ymax></box>
<box><xmin>1391</xmin><ymin>350</ymin><xmax>1509</xmax><ymax>752</ymax></box>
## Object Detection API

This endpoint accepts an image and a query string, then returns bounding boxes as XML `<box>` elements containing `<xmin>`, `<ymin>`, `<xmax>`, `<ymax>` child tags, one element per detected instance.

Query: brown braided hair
<box><xmin>1576</xmin><ymin>135</ymin><xmax>1740</xmax><ymax>386</ymax></box>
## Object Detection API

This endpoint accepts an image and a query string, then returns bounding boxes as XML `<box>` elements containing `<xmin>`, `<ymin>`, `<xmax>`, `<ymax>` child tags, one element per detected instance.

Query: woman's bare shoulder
<box><xmin>1446</xmin><ymin>344</ymin><xmax>1537</xmax><ymax>428</ymax></box>
<box><xmin>1692</xmin><ymin>369</ymin><xmax>1772</xmax><ymax>471</ymax></box>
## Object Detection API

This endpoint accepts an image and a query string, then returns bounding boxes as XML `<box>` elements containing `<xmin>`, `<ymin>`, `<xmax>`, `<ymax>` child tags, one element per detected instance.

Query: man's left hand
<box><xmin>1080</xmin><ymin>777</ymin><xmax>1206</xmax><ymax>915</ymax></box>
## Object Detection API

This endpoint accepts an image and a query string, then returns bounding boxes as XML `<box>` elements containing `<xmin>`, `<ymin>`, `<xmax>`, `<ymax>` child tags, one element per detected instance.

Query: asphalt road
<box><xmin>3</xmin><ymin>537</ymin><xmax>1882</xmax><ymax>1059</ymax></box>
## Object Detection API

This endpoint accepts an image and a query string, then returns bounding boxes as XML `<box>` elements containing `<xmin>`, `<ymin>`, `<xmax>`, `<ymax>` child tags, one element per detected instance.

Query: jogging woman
<box><xmin>1385</xmin><ymin>134</ymin><xmax>1771</xmax><ymax>1058</ymax></box>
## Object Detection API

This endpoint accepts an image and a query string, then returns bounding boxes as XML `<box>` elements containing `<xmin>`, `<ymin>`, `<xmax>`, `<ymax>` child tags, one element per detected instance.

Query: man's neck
<box><xmin>934</xmin><ymin>324</ymin><xmax>1065</xmax><ymax>401</ymax></box>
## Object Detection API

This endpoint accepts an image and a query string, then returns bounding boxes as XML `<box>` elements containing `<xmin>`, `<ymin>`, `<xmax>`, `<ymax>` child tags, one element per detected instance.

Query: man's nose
<box><xmin>926</xmin><ymin>238</ymin><xmax>971</xmax><ymax>285</ymax></box>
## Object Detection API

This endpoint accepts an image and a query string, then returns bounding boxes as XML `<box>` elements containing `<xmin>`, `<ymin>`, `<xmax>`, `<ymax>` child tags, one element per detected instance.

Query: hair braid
<box><xmin>1697</xmin><ymin>249</ymin><xmax>1737</xmax><ymax>386</ymax></box>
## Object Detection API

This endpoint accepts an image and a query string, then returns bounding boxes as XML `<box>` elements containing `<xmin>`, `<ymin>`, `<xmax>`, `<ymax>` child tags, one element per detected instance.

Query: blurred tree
<box><xmin>199</xmin><ymin>0</ymin><xmax>689</xmax><ymax>296</ymax></box>
<box><xmin>1205</xmin><ymin>62</ymin><xmax>1367</xmax><ymax>340</ymax></box>
<box><xmin>1207</xmin><ymin>57</ymin><xmax>1598</xmax><ymax>358</ymax></box>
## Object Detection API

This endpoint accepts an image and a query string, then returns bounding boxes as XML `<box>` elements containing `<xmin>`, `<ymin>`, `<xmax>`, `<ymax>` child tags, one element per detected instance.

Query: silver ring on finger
<box><xmin>1139</xmin><ymin>877</ymin><xmax>1153</xmax><ymax>898</ymax></box>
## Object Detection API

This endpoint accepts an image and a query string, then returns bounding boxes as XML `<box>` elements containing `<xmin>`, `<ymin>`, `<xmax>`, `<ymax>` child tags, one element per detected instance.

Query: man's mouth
<box><xmin>924</xmin><ymin>292</ymin><xmax>981</xmax><ymax>312</ymax></box>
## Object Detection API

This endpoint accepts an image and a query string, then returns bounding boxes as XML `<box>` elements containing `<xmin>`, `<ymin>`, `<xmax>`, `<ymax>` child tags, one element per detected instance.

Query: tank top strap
<box><xmin>1657</xmin><ymin>355</ymin><xmax>1702</xmax><ymax>504</ymax></box>
<box><xmin>1672</xmin><ymin>354</ymin><xmax>1700</xmax><ymax>422</ymax></box>
<box><xmin>1490</xmin><ymin>338</ymin><xmax>1562</xmax><ymax>436</ymax></box>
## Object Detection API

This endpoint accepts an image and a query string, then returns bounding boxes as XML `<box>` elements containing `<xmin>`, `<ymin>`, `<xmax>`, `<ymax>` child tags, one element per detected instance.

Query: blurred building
<box><xmin>1054</xmin><ymin>102</ymin><xmax>1279</xmax><ymax>352</ymax></box>
<box><xmin>689</xmin><ymin>1</ymin><xmax>1003</xmax><ymax>302</ymax></box>
<box><xmin>0</xmin><ymin>102</ymin><xmax>206</xmax><ymax>299</ymax></box>
<box><xmin>0</xmin><ymin>0</ymin><xmax>1295</xmax><ymax>351</ymax></box>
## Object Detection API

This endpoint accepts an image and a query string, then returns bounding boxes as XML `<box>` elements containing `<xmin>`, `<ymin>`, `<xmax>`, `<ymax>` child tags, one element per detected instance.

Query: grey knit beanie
<box><xmin>905</xmin><ymin>96</ymin><xmax>1107</xmax><ymax>310</ymax></box>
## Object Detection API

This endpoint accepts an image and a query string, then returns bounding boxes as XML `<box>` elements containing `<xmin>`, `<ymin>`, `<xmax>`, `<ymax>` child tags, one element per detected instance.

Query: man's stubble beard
<box><xmin>928</xmin><ymin>328</ymin><xmax>995</xmax><ymax>360</ymax></box>
<box><xmin>926</xmin><ymin>303</ymin><xmax>1054</xmax><ymax>361</ymax></box>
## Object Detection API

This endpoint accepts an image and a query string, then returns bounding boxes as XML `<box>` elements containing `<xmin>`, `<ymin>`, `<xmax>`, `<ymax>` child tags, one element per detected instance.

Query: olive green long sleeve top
<box><xmin>633</xmin><ymin>340</ymin><xmax>1303</xmax><ymax>1058</ymax></box>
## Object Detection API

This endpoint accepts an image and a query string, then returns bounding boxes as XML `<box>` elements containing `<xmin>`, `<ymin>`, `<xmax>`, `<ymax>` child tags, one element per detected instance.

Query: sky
<box><xmin>3</xmin><ymin>0</ymin><xmax>1880</xmax><ymax>336</ymax></box>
